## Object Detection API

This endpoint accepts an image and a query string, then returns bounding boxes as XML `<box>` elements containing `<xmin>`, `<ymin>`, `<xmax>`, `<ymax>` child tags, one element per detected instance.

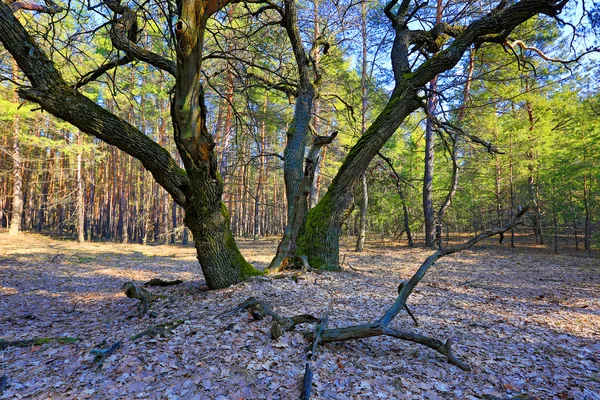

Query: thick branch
<box><xmin>0</xmin><ymin>2</ymin><xmax>189</xmax><ymax>206</ymax></box>
<box><xmin>9</xmin><ymin>0</ymin><xmax>64</xmax><ymax>13</ymax></box>
<box><xmin>103</xmin><ymin>1</ymin><xmax>177</xmax><ymax>76</ymax></box>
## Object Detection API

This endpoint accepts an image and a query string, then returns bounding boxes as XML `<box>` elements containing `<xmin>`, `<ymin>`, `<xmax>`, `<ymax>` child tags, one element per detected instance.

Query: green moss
<box><xmin>220</xmin><ymin>201</ymin><xmax>230</xmax><ymax>221</ymax></box>
<box><xmin>297</xmin><ymin>192</ymin><xmax>338</xmax><ymax>270</ymax></box>
<box><xmin>224</xmin><ymin>232</ymin><xmax>263</xmax><ymax>279</ymax></box>
<box><xmin>0</xmin><ymin>337</ymin><xmax>79</xmax><ymax>350</ymax></box>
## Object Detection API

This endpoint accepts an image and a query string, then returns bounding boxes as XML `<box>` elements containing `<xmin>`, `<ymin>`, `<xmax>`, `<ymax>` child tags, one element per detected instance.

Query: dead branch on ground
<box><xmin>122</xmin><ymin>282</ymin><xmax>160</xmax><ymax>317</ymax></box>
<box><xmin>143</xmin><ymin>278</ymin><xmax>184</xmax><ymax>287</ymax></box>
<box><xmin>131</xmin><ymin>320</ymin><xmax>184</xmax><ymax>341</ymax></box>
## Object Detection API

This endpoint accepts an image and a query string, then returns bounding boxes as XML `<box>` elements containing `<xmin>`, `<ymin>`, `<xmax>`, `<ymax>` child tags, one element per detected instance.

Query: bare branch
<box><xmin>9</xmin><ymin>0</ymin><xmax>64</xmax><ymax>14</ymax></box>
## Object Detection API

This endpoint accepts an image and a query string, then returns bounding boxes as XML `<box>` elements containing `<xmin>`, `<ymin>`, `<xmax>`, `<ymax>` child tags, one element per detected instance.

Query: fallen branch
<box><xmin>302</xmin><ymin>315</ymin><xmax>329</xmax><ymax>400</ymax></box>
<box><xmin>0</xmin><ymin>375</ymin><xmax>7</xmax><ymax>396</ymax></box>
<box><xmin>90</xmin><ymin>341</ymin><xmax>121</xmax><ymax>364</ymax></box>
<box><xmin>143</xmin><ymin>278</ymin><xmax>184</xmax><ymax>287</ymax></box>
<box><xmin>301</xmin><ymin>363</ymin><xmax>313</xmax><ymax>400</ymax></box>
<box><xmin>131</xmin><ymin>320</ymin><xmax>184</xmax><ymax>341</ymax></box>
<box><xmin>0</xmin><ymin>337</ymin><xmax>79</xmax><ymax>350</ymax></box>
<box><xmin>122</xmin><ymin>282</ymin><xmax>159</xmax><ymax>317</ymax></box>
<box><xmin>224</xmin><ymin>297</ymin><xmax>320</xmax><ymax>340</ymax></box>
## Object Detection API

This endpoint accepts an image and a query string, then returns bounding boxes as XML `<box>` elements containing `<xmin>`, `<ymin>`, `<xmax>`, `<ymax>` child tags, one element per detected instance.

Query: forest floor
<box><xmin>0</xmin><ymin>233</ymin><xmax>599</xmax><ymax>400</ymax></box>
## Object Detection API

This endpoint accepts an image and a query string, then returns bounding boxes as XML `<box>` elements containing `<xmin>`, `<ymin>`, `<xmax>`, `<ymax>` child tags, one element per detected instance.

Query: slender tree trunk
<box><xmin>525</xmin><ymin>99</ymin><xmax>543</xmax><ymax>244</ymax></box>
<box><xmin>423</xmin><ymin>0</ymin><xmax>443</xmax><ymax>248</ymax></box>
<box><xmin>254</xmin><ymin>95</ymin><xmax>268</xmax><ymax>240</ymax></box>
<box><xmin>434</xmin><ymin>48</ymin><xmax>472</xmax><ymax>248</ymax></box>
<box><xmin>355</xmin><ymin>173</ymin><xmax>368</xmax><ymax>251</ymax></box>
<box><xmin>583</xmin><ymin>171</ymin><xmax>591</xmax><ymax>252</ymax></box>
<box><xmin>308</xmin><ymin>0</ymin><xmax>321</xmax><ymax>210</ymax></box>
<box><xmin>76</xmin><ymin>132</ymin><xmax>85</xmax><ymax>243</ymax></box>
<box><xmin>423</xmin><ymin>89</ymin><xmax>436</xmax><ymax>247</ymax></box>
<box><xmin>509</xmin><ymin>131</ymin><xmax>515</xmax><ymax>248</ymax></box>
<box><xmin>355</xmin><ymin>1</ymin><xmax>369</xmax><ymax>252</ymax></box>
<box><xmin>9</xmin><ymin>61</ymin><xmax>22</xmax><ymax>235</ymax></box>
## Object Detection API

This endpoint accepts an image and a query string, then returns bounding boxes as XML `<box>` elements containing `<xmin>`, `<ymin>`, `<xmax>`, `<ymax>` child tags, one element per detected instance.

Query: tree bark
<box><xmin>355</xmin><ymin>173</ymin><xmax>368</xmax><ymax>252</ymax></box>
<box><xmin>8</xmin><ymin>60</ymin><xmax>22</xmax><ymax>236</ymax></box>
<box><xmin>355</xmin><ymin>1</ymin><xmax>369</xmax><ymax>253</ymax></box>
<box><xmin>269</xmin><ymin>133</ymin><xmax>337</xmax><ymax>271</ymax></box>
<box><xmin>76</xmin><ymin>132</ymin><xmax>85</xmax><ymax>243</ymax></box>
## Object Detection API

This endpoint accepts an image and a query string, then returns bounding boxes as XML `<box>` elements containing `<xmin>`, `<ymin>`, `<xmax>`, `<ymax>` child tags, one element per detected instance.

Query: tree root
<box><xmin>143</xmin><ymin>278</ymin><xmax>184</xmax><ymax>287</ymax></box>
<box><xmin>0</xmin><ymin>337</ymin><xmax>79</xmax><ymax>350</ymax></box>
<box><xmin>131</xmin><ymin>320</ymin><xmax>184</xmax><ymax>341</ymax></box>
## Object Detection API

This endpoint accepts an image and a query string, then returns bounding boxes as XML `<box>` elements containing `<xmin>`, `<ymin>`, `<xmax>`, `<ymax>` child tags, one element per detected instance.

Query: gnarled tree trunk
<box><xmin>0</xmin><ymin>0</ymin><xmax>260</xmax><ymax>289</ymax></box>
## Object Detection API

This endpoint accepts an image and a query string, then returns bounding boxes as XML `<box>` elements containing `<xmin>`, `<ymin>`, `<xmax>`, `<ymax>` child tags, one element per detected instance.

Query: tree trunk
<box><xmin>171</xmin><ymin>0</ymin><xmax>261</xmax><ymax>288</ymax></box>
<box><xmin>76</xmin><ymin>132</ymin><xmax>85</xmax><ymax>243</ymax></box>
<box><xmin>254</xmin><ymin>95</ymin><xmax>268</xmax><ymax>240</ymax></box>
<box><xmin>525</xmin><ymin>99</ymin><xmax>543</xmax><ymax>244</ymax></box>
<box><xmin>583</xmin><ymin>171</ymin><xmax>591</xmax><ymax>252</ymax></box>
<box><xmin>0</xmin><ymin>0</ymin><xmax>258</xmax><ymax>289</ymax></box>
<box><xmin>423</xmin><ymin>0</ymin><xmax>443</xmax><ymax>248</ymax></box>
<box><xmin>355</xmin><ymin>173</ymin><xmax>368</xmax><ymax>252</ymax></box>
<box><xmin>269</xmin><ymin>133</ymin><xmax>337</xmax><ymax>271</ymax></box>
<box><xmin>509</xmin><ymin>131</ymin><xmax>516</xmax><ymax>248</ymax></box>
<box><xmin>355</xmin><ymin>1</ymin><xmax>369</xmax><ymax>253</ymax></box>
<box><xmin>9</xmin><ymin>61</ymin><xmax>22</xmax><ymax>236</ymax></box>
<box><xmin>423</xmin><ymin>87</ymin><xmax>436</xmax><ymax>247</ymax></box>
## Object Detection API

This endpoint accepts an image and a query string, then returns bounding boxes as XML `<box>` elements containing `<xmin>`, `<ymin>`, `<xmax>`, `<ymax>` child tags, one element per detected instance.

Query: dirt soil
<box><xmin>1</xmin><ymin>233</ymin><xmax>599</xmax><ymax>399</ymax></box>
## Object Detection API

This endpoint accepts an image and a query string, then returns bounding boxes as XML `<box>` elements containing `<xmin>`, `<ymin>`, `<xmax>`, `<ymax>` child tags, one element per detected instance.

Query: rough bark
<box><xmin>76</xmin><ymin>133</ymin><xmax>85</xmax><ymax>243</ymax></box>
<box><xmin>423</xmin><ymin>85</ymin><xmax>437</xmax><ymax>247</ymax></box>
<box><xmin>298</xmin><ymin>0</ymin><xmax>568</xmax><ymax>269</ymax></box>
<box><xmin>355</xmin><ymin>173</ymin><xmax>368</xmax><ymax>252</ymax></box>
<box><xmin>281</xmin><ymin>0</ymin><xmax>316</xmax><ymax>220</ymax></box>
<box><xmin>8</xmin><ymin>60</ymin><xmax>22</xmax><ymax>236</ymax></box>
<box><xmin>269</xmin><ymin>132</ymin><xmax>337</xmax><ymax>271</ymax></box>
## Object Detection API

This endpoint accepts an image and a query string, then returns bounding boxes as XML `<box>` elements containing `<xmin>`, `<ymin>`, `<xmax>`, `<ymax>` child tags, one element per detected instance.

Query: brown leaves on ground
<box><xmin>1</xmin><ymin>233</ymin><xmax>599</xmax><ymax>399</ymax></box>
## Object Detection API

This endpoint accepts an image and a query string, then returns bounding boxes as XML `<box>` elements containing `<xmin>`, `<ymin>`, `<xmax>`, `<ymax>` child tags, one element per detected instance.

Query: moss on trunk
<box><xmin>296</xmin><ymin>192</ymin><xmax>342</xmax><ymax>270</ymax></box>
